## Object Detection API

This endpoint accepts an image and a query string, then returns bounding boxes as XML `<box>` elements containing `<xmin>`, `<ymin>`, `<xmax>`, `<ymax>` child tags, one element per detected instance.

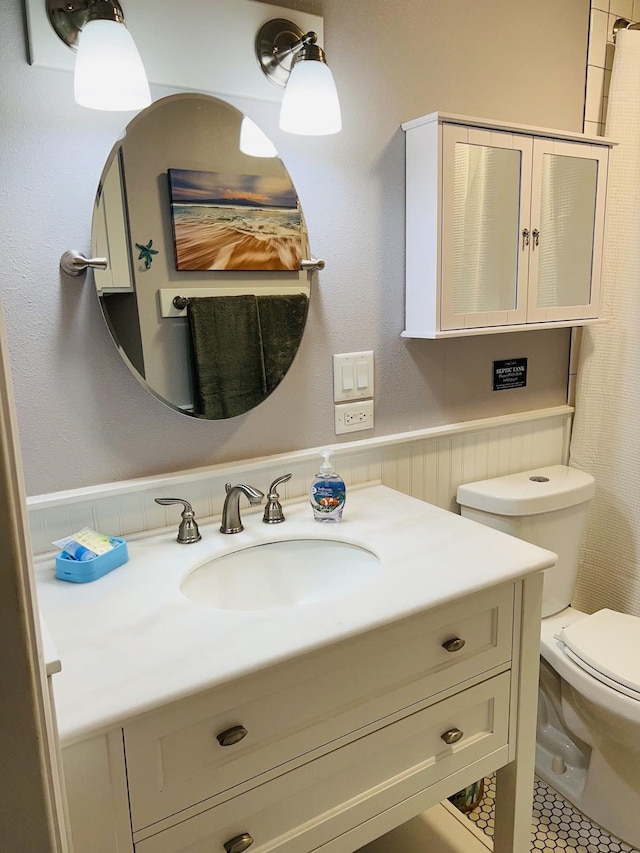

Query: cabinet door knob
<box><xmin>441</xmin><ymin>727</ymin><xmax>464</xmax><ymax>745</ymax></box>
<box><xmin>223</xmin><ymin>833</ymin><xmax>254</xmax><ymax>853</ymax></box>
<box><xmin>532</xmin><ymin>228</ymin><xmax>540</xmax><ymax>249</ymax></box>
<box><xmin>216</xmin><ymin>725</ymin><xmax>248</xmax><ymax>747</ymax></box>
<box><xmin>522</xmin><ymin>227</ymin><xmax>530</xmax><ymax>249</ymax></box>
<box><xmin>441</xmin><ymin>637</ymin><xmax>466</xmax><ymax>653</ymax></box>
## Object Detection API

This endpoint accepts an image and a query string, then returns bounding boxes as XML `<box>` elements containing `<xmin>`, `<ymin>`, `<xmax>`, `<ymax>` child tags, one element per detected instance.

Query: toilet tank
<box><xmin>457</xmin><ymin>465</ymin><xmax>595</xmax><ymax>618</ymax></box>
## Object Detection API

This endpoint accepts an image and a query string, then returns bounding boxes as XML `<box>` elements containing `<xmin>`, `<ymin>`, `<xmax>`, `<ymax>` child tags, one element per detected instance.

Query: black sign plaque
<box><xmin>493</xmin><ymin>358</ymin><xmax>528</xmax><ymax>391</ymax></box>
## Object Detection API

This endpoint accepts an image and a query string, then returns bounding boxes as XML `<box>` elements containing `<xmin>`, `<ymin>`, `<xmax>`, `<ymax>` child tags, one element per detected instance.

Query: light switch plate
<box><xmin>333</xmin><ymin>351</ymin><xmax>374</xmax><ymax>402</ymax></box>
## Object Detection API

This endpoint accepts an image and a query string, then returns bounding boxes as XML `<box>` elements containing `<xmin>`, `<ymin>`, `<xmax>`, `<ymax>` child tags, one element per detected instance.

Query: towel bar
<box><xmin>171</xmin><ymin>258</ymin><xmax>323</xmax><ymax>312</ymax></box>
<box><xmin>161</xmin><ymin>288</ymin><xmax>309</xmax><ymax>317</ymax></box>
<box><xmin>172</xmin><ymin>281</ymin><xmax>318</xmax><ymax>311</ymax></box>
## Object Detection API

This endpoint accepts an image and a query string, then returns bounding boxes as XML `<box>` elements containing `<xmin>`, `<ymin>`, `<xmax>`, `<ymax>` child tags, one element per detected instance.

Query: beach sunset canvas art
<box><xmin>168</xmin><ymin>168</ymin><xmax>303</xmax><ymax>271</ymax></box>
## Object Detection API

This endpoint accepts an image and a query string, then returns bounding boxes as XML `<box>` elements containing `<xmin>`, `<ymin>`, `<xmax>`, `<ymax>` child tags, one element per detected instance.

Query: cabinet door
<box><xmin>93</xmin><ymin>149</ymin><xmax>135</xmax><ymax>295</ymax></box>
<box><xmin>526</xmin><ymin>139</ymin><xmax>607</xmax><ymax>323</ymax></box>
<box><xmin>441</xmin><ymin>125</ymin><xmax>531</xmax><ymax>330</ymax></box>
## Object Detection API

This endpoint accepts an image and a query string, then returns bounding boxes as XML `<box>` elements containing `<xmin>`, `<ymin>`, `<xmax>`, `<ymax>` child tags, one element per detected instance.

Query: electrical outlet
<box><xmin>334</xmin><ymin>400</ymin><xmax>374</xmax><ymax>434</ymax></box>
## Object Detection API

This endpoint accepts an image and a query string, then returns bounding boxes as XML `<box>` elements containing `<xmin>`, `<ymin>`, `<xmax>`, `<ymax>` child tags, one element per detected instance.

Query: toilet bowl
<box><xmin>457</xmin><ymin>465</ymin><xmax>640</xmax><ymax>848</ymax></box>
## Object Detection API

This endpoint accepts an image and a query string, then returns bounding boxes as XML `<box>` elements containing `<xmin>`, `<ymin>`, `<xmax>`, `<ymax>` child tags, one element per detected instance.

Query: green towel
<box><xmin>257</xmin><ymin>294</ymin><xmax>309</xmax><ymax>392</ymax></box>
<box><xmin>186</xmin><ymin>295</ymin><xmax>267</xmax><ymax>419</ymax></box>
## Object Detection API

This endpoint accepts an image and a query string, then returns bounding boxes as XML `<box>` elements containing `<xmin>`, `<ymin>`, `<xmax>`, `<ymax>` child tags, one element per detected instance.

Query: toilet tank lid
<box><xmin>456</xmin><ymin>465</ymin><xmax>595</xmax><ymax>516</ymax></box>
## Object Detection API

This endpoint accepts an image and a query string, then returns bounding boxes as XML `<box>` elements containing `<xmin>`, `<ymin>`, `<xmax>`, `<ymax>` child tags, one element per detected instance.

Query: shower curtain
<box><xmin>570</xmin><ymin>28</ymin><xmax>640</xmax><ymax>617</ymax></box>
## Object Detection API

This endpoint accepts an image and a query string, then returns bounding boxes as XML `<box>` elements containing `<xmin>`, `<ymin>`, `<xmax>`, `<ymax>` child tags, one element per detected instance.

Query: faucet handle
<box><xmin>155</xmin><ymin>498</ymin><xmax>201</xmax><ymax>544</ymax></box>
<box><xmin>263</xmin><ymin>473</ymin><xmax>292</xmax><ymax>524</ymax></box>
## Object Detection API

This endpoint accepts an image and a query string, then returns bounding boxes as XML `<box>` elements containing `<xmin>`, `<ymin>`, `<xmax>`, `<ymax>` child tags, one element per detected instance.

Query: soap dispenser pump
<box><xmin>309</xmin><ymin>449</ymin><xmax>346</xmax><ymax>523</ymax></box>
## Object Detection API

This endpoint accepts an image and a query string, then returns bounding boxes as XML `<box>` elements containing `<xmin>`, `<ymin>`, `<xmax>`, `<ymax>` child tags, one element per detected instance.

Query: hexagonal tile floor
<box><xmin>458</xmin><ymin>775</ymin><xmax>639</xmax><ymax>852</ymax></box>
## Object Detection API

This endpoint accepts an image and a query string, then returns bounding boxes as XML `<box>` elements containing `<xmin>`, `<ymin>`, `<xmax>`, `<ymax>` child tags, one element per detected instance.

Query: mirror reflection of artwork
<box><xmin>168</xmin><ymin>168</ymin><xmax>303</xmax><ymax>272</ymax></box>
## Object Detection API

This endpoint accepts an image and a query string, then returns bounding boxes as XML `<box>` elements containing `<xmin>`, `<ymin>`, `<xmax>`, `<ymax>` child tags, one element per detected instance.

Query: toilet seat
<box><xmin>561</xmin><ymin>647</ymin><xmax>640</xmax><ymax>700</ymax></box>
<box><xmin>557</xmin><ymin>608</ymin><xmax>640</xmax><ymax>700</ymax></box>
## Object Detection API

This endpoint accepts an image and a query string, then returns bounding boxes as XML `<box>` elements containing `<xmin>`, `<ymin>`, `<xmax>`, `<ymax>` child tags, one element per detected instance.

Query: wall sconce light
<box><xmin>256</xmin><ymin>18</ymin><xmax>342</xmax><ymax>136</ymax></box>
<box><xmin>45</xmin><ymin>0</ymin><xmax>151</xmax><ymax>111</ymax></box>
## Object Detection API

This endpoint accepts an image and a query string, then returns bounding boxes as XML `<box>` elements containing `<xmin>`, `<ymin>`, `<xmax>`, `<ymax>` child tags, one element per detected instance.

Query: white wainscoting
<box><xmin>27</xmin><ymin>406</ymin><xmax>573</xmax><ymax>556</ymax></box>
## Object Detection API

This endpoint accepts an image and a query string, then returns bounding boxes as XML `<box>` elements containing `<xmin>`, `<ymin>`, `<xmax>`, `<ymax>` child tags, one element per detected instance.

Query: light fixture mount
<box><xmin>256</xmin><ymin>18</ymin><xmax>325</xmax><ymax>89</ymax></box>
<box><xmin>46</xmin><ymin>0</ymin><xmax>125</xmax><ymax>50</ymax></box>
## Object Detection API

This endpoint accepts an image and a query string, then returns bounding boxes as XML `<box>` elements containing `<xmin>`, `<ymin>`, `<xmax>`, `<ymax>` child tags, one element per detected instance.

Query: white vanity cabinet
<box><xmin>402</xmin><ymin>111</ymin><xmax>614</xmax><ymax>338</ymax></box>
<box><xmin>41</xmin><ymin>486</ymin><xmax>551</xmax><ymax>853</ymax></box>
<box><xmin>61</xmin><ymin>578</ymin><xmax>542</xmax><ymax>853</ymax></box>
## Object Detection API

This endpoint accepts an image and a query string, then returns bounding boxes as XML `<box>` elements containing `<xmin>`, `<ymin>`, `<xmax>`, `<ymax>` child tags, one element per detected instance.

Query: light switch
<box><xmin>356</xmin><ymin>361</ymin><xmax>369</xmax><ymax>389</ymax></box>
<box><xmin>333</xmin><ymin>351</ymin><xmax>374</xmax><ymax>402</ymax></box>
<box><xmin>341</xmin><ymin>364</ymin><xmax>354</xmax><ymax>392</ymax></box>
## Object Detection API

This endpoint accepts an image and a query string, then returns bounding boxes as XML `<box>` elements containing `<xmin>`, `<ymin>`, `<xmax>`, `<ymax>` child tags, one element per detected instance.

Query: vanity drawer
<box><xmin>134</xmin><ymin>672</ymin><xmax>510</xmax><ymax>853</ymax></box>
<box><xmin>125</xmin><ymin>583</ymin><xmax>514</xmax><ymax>830</ymax></box>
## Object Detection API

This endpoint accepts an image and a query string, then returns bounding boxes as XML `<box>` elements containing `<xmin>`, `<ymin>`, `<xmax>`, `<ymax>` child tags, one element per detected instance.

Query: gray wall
<box><xmin>0</xmin><ymin>0</ymin><xmax>588</xmax><ymax>496</ymax></box>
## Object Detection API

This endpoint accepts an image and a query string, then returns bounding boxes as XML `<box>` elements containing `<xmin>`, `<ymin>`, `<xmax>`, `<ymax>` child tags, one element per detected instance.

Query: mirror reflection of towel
<box><xmin>187</xmin><ymin>295</ymin><xmax>267</xmax><ymax>419</ymax></box>
<box><xmin>257</xmin><ymin>293</ymin><xmax>309</xmax><ymax>392</ymax></box>
<box><xmin>186</xmin><ymin>294</ymin><xmax>308</xmax><ymax>419</ymax></box>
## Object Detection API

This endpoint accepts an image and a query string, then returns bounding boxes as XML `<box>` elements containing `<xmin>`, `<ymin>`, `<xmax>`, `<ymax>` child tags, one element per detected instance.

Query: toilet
<box><xmin>457</xmin><ymin>465</ymin><xmax>640</xmax><ymax>849</ymax></box>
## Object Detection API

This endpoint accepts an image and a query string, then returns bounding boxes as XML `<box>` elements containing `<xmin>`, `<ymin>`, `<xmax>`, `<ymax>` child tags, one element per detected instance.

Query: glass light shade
<box><xmin>74</xmin><ymin>19</ymin><xmax>151</xmax><ymax>111</ymax></box>
<box><xmin>239</xmin><ymin>117</ymin><xmax>278</xmax><ymax>158</ymax></box>
<box><xmin>279</xmin><ymin>60</ymin><xmax>342</xmax><ymax>136</ymax></box>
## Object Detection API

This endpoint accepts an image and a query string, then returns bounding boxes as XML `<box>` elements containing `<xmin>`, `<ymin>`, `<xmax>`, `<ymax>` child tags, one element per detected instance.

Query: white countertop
<box><xmin>39</xmin><ymin>615</ymin><xmax>62</xmax><ymax>676</ymax></box>
<box><xmin>34</xmin><ymin>485</ymin><xmax>555</xmax><ymax>744</ymax></box>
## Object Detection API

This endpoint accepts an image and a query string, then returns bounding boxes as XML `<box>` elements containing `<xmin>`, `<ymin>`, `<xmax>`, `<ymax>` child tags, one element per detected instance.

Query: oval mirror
<box><xmin>92</xmin><ymin>93</ymin><xmax>311</xmax><ymax>419</ymax></box>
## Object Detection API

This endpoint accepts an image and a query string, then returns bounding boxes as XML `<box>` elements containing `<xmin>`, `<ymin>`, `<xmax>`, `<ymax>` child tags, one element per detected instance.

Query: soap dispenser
<box><xmin>309</xmin><ymin>449</ymin><xmax>346</xmax><ymax>523</ymax></box>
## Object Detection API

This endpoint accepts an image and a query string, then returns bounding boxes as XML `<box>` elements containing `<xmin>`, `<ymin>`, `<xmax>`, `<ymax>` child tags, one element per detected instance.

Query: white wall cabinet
<box><xmin>61</xmin><ymin>577</ymin><xmax>543</xmax><ymax>853</ymax></box>
<box><xmin>402</xmin><ymin>112</ymin><xmax>614</xmax><ymax>338</ymax></box>
<box><xmin>93</xmin><ymin>151</ymin><xmax>135</xmax><ymax>296</ymax></box>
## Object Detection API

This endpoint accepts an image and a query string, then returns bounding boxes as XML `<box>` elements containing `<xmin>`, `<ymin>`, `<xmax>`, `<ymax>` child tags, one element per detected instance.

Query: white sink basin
<box><xmin>180</xmin><ymin>539</ymin><xmax>380</xmax><ymax>611</ymax></box>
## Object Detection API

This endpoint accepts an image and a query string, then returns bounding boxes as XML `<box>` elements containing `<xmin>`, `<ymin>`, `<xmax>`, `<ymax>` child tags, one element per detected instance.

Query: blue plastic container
<box><xmin>55</xmin><ymin>537</ymin><xmax>128</xmax><ymax>583</ymax></box>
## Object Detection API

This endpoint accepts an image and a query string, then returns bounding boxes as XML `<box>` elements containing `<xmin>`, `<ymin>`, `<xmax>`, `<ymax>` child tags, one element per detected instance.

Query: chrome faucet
<box><xmin>220</xmin><ymin>483</ymin><xmax>264</xmax><ymax>534</ymax></box>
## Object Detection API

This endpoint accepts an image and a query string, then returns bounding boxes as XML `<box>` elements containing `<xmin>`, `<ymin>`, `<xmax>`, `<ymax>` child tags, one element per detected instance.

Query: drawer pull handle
<box><xmin>441</xmin><ymin>637</ymin><xmax>466</xmax><ymax>653</ymax></box>
<box><xmin>223</xmin><ymin>833</ymin><xmax>254</xmax><ymax>853</ymax></box>
<box><xmin>441</xmin><ymin>727</ymin><xmax>464</xmax><ymax>745</ymax></box>
<box><xmin>216</xmin><ymin>725</ymin><xmax>248</xmax><ymax>747</ymax></box>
